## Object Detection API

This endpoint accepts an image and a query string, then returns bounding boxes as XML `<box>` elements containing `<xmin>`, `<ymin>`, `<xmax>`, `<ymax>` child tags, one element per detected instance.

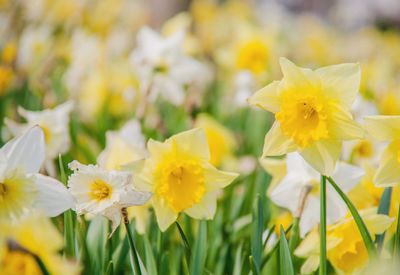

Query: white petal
<box><xmin>33</xmin><ymin>174</ymin><xmax>74</xmax><ymax>217</ymax></box>
<box><xmin>184</xmin><ymin>191</ymin><xmax>218</xmax><ymax>219</ymax></box>
<box><xmin>331</xmin><ymin>162</ymin><xmax>364</xmax><ymax>192</ymax></box>
<box><xmin>1</xmin><ymin>126</ymin><xmax>45</xmax><ymax>173</ymax></box>
<box><xmin>269</xmin><ymin>174</ymin><xmax>304</xmax><ymax>214</ymax></box>
<box><xmin>119</xmin><ymin>188</ymin><xmax>152</xmax><ymax>207</ymax></box>
<box><xmin>299</xmin><ymin>197</ymin><xmax>320</xmax><ymax>237</ymax></box>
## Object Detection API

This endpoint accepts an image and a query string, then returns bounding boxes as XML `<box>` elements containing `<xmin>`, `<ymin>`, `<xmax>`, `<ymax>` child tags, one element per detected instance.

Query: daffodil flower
<box><xmin>295</xmin><ymin>209</ymin><xmax>393</xmax><ymax>274</ymax></box>
<box><xmin>67</xmin><ymin>161</ymin><xmax>151</xmax><ymax>230</ymax></box>
<box><xmin>364</xmin><ymin>115</ymin><xmax>400</xmax><ymax>187</ymax></box>
<box><xmin>268</xmin><ymin>153</ymin><xmax>364</xmax><ymax>236</ymax></box>
<box><xmin>130</xmin><ymin>27</ymin><xmax>208</xmax><ymax>106</ymax></box>
<box><xmin>127</xmin><ymin>128</ymin><xmax>239</xmax><ymax>231</ymax></box>
<box><xmin>249</xmin><ymin>58</ymin><xmax>365</xmax><ymax>175</ymax></box>
<box><xmin>0</xmin><ymin>126</ymin><xmax>73</xmax><ymax>220</ymax></box>
<box><xmin>5</xmin><ymin>101</ymin><xmax>74</xmax><ymax>175</ymax></box>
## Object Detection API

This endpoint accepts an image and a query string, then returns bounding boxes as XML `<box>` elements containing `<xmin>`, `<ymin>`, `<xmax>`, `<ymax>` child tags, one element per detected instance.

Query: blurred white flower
<box><xmin>98</xmin><ymin>119</ymin><xmax>147</xmax><ymax>170</ymax></box>
<box><xmin>234</xmin><ymin>71</ymin><xmax>254</xmax><ymax>107</ymax></box>
<box><xmin>130</xmin><ymin>26</ymin><xmax>208</xmax><ymax>106</ymax></box>
<box><xmin>67</xmin><ymin>161</ymin><xmax>151</xmax><ymax>230</ymax></box>
<box><xmin>269</xmin><ymin>152</ymin><xmax>364</xmax><ymax>237</ymax></box>
<box><xmin>5</xmin><ymin>101</ymin><xmax>74</xmax><ymax>174</ymax></box>
<box><xmin>0</xmin><ymin>126</ymin><xmax>73</xmax><ymax>221</ymax></box>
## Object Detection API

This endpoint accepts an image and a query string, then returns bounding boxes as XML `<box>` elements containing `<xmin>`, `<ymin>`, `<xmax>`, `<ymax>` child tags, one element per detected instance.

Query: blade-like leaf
<box><xmin>190</xmin><ymin>220</ymin><xmax>207</xmax><ymax>275</ymax></box>
<box><xmin>251</xmin><ymin>195</ymin><xmax>264</xmax><ymax>274</ymax></box>
<box><xmin>327</xmin><ymin>176</ymin><xmax>377</xmax><ymax>257</ymax></box>
<box><xmin>376</xmin><ymin>187</ymin><xmax>392</xmax><ymax>250</ymax></box>
<box><xmin>279</xmin><ymin>226</ymin><xmax>294</xmax><ymax>275</ymax></box>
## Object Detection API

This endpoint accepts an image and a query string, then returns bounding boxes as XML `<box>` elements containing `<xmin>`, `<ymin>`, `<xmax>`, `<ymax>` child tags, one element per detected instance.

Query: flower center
<box><xmin>235</xmin><ymin>38</ymin><xmax>269</xmax><ymax>74</ymax></box>
<box><xmin>89</xmin><ymin>179</ymin><xmax>112</xmax><ymax>202</ymax></box>
<box><xmin>353</xmin><ymin>140</ymin><xmax>373</xmax><ymax>158</ymax></box>
<box><xmin>0</xmin><ymin>174</ymin><xmax>37</xmax><ymax>220</ymax></box>
<box><xmin>155</xmin><ymin>159</ymin><xmax>205</xmax><ymax>213</ymax></box>
<box><xmin>276</xmin><ymin>94</ymin><xmax>329</xmax><ymax>147</ymax></box>
<box><xmin>39</xmin><ymin>125</ymin><xmax>51</xmax><ymax>144</ymax></box>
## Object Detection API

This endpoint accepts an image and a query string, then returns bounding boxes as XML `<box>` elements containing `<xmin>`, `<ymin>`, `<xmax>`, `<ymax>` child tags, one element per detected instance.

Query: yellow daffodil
<box><xmin>295</xmin><ymin>209</ymin><xmax>393</xmax><ymax>274</ymax></box>
<box><xmin>194</xmin><ymin>113</ymin><xmax>236</xmax><ymax>167</ymax></box>
<box><xmin>364</xmin><ymin>115</ymin><xmax>400</xmax><ymax>186</ymax></box>
<box><xmin>249</xmin><ymin>58</ymin><xmax>364</xmax><ymax>175</ymax></box>
<box><xmin>128</xmin><ymin>128</ymin><xmax>238</xmax><ymax>231</ymax></box>
<box><xmin>0</xmin><ymin>213</ymin><xmax>80</xmax><ymax>275</ymax></box>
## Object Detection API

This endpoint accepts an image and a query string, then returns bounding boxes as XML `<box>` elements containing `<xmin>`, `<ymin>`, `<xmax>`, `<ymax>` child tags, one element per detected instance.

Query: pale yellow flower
<box><xmin>128</xmin><ymin>128</ymin><xmax>238</xmax><ymax>231</ymax></box>
<box><xmin>249</xmin><ymin>58</ymin><xmax>364</xmax><ymax>175</ymax></box>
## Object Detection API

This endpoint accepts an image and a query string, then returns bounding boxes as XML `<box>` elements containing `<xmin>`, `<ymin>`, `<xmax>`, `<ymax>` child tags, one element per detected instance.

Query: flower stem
<box><xmin>121</xmin><ymin>208</ymin><xmax>142</xmax><ymax>275</ymax></box>
<box><xmin>319</xmin><ymin>175</ymin><xmax>327</xmax><ymax>275</ymax></box>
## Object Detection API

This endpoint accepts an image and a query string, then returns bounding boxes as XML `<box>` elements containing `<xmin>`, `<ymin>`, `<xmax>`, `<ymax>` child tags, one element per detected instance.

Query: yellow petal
<box><xmin>364</xmin><ymin>115</ymin><xmax>400</xmax><ymax>141</ymax></box>
<box><xmin>259</xmin><ymin>157</ymin><xmax>287</xmax><ymax>194</ymax></box>
<box><xmin>168</xmin><ymin>128</ymin><xmax>210</xmax><ymax>160</ymax></box>
<box><xmin>147</xmin><ymin>139</ymin><xmax>171</xmax><ymax>161</ymax></box>
<box><xmin>364</xmin><ymin>214</ymin><xmax>394</xmax><ymax>235</ymax></box>
<box><xmin>295</xmin><ymin>230</ymin><xmax>319</xmax><ymax>257</ymax></box>
<box><xmin>152</xmin><ymin>197</ymin><xmax>178</xmax><ymax>231</ymax></box>
<box><xmin>279</xmin><ymin>57</ymin><xmax>316</xmax><ymax>90</ymax></box>
<box><xmin>374</xmin><ymin>142</ymin><xmax>400</xmax><ymax>187</ymax></box>
<box><xmin>329</xmin><ymin>103</ymin><xmax>365</xmax><ymax>140</ymax></box>
<box><xmin>316</xmin><ymin>63</ymin><xmax>360</xmax><ymax>109</ymax></box>
<box><xmin>184</xmin><ymin>191</ymin><xmax>218</xmax><ymax>219</ymax></box>
<box><xmin>122</xmin><ymin>159</ymin><xmax>153</xmax><ymax>192</ymax></box>
<box><xmin>300</xmin><ymin>139</ymin><xmax>341</xmax><ymax>176</ymax></box>
<box><xmin>262</xmin><ymin>122</ymin><xmax>296</xmax><ymax>157</ymax></box>
<box><xmin>204</xmin><ymin>163</ymin><xmax>238</xmax><ymax>191</ymax></box>
<box><xmin>248</xmin><ymin>81</ymin><xmax>280</xmax><ymax>113</ymax></box>
<box><xmin>300</xmin><ymin>255</ymin><xmax>320</xmax><ymax>275</ymax></box>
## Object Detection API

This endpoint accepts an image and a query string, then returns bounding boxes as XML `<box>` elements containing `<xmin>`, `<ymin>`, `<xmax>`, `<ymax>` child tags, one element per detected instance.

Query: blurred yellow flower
<box><xmin>249</xmin><ymin>58</ymin><xmax>364</xmax><ymax>175</ymax></box>
<box><xmin>0</xmin><ymin>213</ymin><xmax>80</xmax><ymax>275</ymax></box>
<box><xmin>273</xmin><ymin>211</ymin><xmax>292</xmax><ymax>236</ymax></box>
<box><xmin>364</xmin><ymin>116</ymin><xmax>400</xmax><ymax>186</ymax></box>
<box><xmin>195</xmin><ymin>113</ymin><xmax>236</xmax><ymax>167</ymax></box>
<box><xmin>129</xmin><ymin>128</ymin><xmax>238</xmax><ymax>231</ymax></box>
<box><xmin>295</xmin><ymin>209</ymin><xmax>393</xmax><ymax>274</ymax></box>
<box><xmin>235</xmin><ymin>37</ymin><xmax>269</xmax><ymax>74</ymax></box>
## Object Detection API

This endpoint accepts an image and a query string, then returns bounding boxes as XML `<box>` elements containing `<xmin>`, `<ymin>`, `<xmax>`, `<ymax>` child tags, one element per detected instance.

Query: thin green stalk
<box><xmin>327</xmin><ymin>177</ymin><xmax>377</xmax><ymax>257</ymax></box>
<box><xmin>319</xmin><ymin>175</ymin><xmax>327</xmax><ymax>275</ymax></box>
<box><xmin>393</xmin><ymin>205</ymin><xmax>400</xmax><ymax>259</ymax></box>
<box><xmin>122</xmin><ymin>208</ymin><xmax>142</xmax><ymax>275</ymax></box>
<box><xmin>175</xmin><ymin>221</ymin><xmax>191</xmax><ymax>256</ymax></box>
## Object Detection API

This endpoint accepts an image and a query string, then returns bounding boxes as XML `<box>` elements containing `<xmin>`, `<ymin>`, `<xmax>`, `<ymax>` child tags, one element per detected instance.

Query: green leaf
<box><xmin>288</xmin><ymin>217</ymin><xmax>300</xmax><ymax>254</ymax></box>
<box><xmin>376</xmin><ymin>187</ymin><xmax>392</xmax><ymax>250</ymax></box>
<box><xmin>190</xmin><ymin>220</ymin><xmax>207</xmax><ymax>275</ymax></box>
<box><xmin>105</xmin><ymin>261</ymin><xmax>113</xmax><ymax>275</ymax></box>
<box><xmin>251</xmin><ymin>195</ymin><xmax>264</xmax><ymax>274</ymax></box>
<box><xmin>320</xmin><ymin>175</ymin><xmax>327</xmax><ymax>275</ymax></box>
<box><xmin>233</xmin><ymin>243</ymin><xmax>243</xmax><ymax>275</ymax></box>
<box><xmin>86</xmin><ymin>216</ymin><xmax>108</xmax><ymax>274</ymax></box>
<box><xmin>393</xmin><ymin>205</ymin><xmax>400</xmax><ymax>259</ymax></box>
<box><xmin>279</xmin><ymin>226</ymin><xmax>294</xmax><ymax>275</ymax></box>
<box><xmin>144</xmin><ymin>235</ymin><xmax>158</xmax><ymax>275</ymax></box>
<box><xmin>327</xmin><ymin>176</ymin><xmax>377</xmax><ymax>257</ymax></box>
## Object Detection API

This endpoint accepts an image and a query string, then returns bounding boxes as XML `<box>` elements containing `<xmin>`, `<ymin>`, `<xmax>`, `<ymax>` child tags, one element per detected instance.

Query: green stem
<box><xmin>393</xmin><ymin>205</ymin><xmax>400</xmax><ymax>259</ymax></box>
<box><xmin>123</xmin><ymin>209</ymin><xmax>142</xmax><ymax>275</ymax></box>
<box><xmin>319</xmin><ymin>175</ymin><xmax>327</xmax><ymax>275</ymax></box>
<box><xmin>376</xmin><ymin>187</ymin><xmax>392</xmax><ymax>251</ymax></box>
<box><xmin>327</xmin><ymin>177</ymin><xmax>377</xmax><ymax>257</ymax></box>
<box><xmin>175</xmin><ymin>221</ymin><xmax>191</xmax><ymax>257</ymax></box>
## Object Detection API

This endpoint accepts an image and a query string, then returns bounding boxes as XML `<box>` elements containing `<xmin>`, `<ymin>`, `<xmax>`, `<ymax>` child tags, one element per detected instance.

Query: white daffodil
<box><xmin>130</xmin><ymin>26</ymin><xmax>208</xmax><ymax>106</ymax></box>
<box><xmin>97</xmin><ymin>119</ymin><xmax>147</xmax><ymax>170</ymax></box>
<box><xmin>269</xmin><ymin>152</ymin><xmax>364</xmax><ymax>236</ymax></box>
<box><xmin>67</xmin><ymin>161</ymin><xmax>151</xmax><ymax>230</ymax></box>
<box><xmin>0</xmin><ymin>126</ymin><xmax>73</xmax><ymax>221</ymax></box>
<box><xmin>5</xmin><ymin>101</ymin><xmax>74</xmax><ymax>175</ymax></box>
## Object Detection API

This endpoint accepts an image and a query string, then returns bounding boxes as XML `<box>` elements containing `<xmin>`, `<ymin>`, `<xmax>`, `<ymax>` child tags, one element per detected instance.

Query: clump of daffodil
<box><xmin>194</xmin><ymin>113</ymin><xmax>236</xmax><ymax>167</ymax></box>
<box><xmin>364</xmin><ymin>116</ymin><xmax>400</xmax><ymax>186</ymax></box>
<box><xmin>249</xmin><ymin>58</ymin><xmax>364</xmax><ymax>175</ymax></box>
<box><xmin>128</xmin><ymin>128</ymin><xmax>238</xmax><ymax>231</ymax></box>
<box><xmin>0</xmin><ymin>213</ymin><xmax>80</xmax><ymax>275</ymax></box>
<box><xmin>295</xmin><ymin>209</ymin><xmax>393</xmax><ymax>274</ymax></box>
